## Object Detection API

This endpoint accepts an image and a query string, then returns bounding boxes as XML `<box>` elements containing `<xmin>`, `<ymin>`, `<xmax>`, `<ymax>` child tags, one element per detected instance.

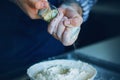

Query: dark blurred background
<box><xmin>76</xmin><ymin>0</ymin><xmax>120</xmax><ymax>48</ymax></box>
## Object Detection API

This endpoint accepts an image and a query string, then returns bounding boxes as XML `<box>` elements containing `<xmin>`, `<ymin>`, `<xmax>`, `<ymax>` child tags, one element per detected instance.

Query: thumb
<box><xmin>64</xmin><ymin>16</ymin><xmax>83</xmax><ymax>27</ymax></box>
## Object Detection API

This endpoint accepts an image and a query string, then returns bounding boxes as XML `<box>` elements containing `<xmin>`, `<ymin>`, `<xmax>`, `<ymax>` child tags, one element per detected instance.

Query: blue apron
<box><xmin>0</xmin><ymin>0</ymin><xmax>65</xmax><ymax>79</ymax></box>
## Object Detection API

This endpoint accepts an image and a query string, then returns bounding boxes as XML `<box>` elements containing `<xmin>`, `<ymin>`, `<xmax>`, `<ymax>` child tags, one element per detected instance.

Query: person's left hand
<box><xmin>48</xmin><ymin>4</ymin><xmax>83</xmax><ymax>46</ymax></box>
<box><xmin>13</xmin><ymin>0</ymin><xmax>49</xmax><ymax>19</ymax></box>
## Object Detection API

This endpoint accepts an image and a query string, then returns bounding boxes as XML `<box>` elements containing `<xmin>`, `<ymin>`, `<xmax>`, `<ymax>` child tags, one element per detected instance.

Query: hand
<box><xmin>48</xmin><ymin>4</ymin><xmax>83</xmax><ymax>46</ymax></box>
<box><xmin>14</xmin><ymin>0</ymin><xmax>49</xmax><ymax>19</ymax></box>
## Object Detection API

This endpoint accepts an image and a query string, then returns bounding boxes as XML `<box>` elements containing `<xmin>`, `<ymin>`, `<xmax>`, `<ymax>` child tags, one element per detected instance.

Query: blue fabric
<box><xmin>0</xmin><ymin>1</ymin><xmax>64</xmax><ymax>79</ymax></box>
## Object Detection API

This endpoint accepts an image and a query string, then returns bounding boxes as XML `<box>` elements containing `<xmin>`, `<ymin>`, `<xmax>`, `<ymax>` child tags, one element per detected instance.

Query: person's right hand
<box><xmin>48</xmin><ymin>5</ymin><xmax>83</xmax><ymax>46</ymax></box>
<box><xmin>13</xmin><ymin>0</ymin><xmax>49</xmax><ymax>19</ymax></box>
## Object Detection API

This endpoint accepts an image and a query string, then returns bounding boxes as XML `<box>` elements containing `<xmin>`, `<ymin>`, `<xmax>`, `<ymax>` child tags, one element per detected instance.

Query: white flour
<box><xmin>27</xmin><ymin>60</ymin><xmax>97</xmax><ymax>80</ymax></box>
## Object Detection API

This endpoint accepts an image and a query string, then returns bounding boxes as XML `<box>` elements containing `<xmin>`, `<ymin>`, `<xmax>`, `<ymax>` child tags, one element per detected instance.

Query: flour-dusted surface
<box><xmin>27</xmin><ymin>59</ymin><xmax>97</xmax><ymax>80</ymax></box>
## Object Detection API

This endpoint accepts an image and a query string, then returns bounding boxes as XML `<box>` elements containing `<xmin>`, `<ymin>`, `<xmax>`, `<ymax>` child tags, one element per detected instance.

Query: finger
<box><xmin>48</xmin><ymin>9</ymin><xmax>63</xmax><ymax>34</ymax></box>
<box><xmin>64</xmin><ymin>16</ymin><xmax>83</xmax><ymax>27</ymax></box>
<box><xmin>56</xmin><ymin>17</ymin><xmax>67</xmax><ymax>40</ymax></box>
<box><xmin>70</xmin><ymin>27</ymin><xmax>80</xmax><ymax>40</ymax></box>
<box><xmin>63</xmin><ymin>7</ymin><xmax>83</xmax><ymax>27</ymax></box>
<box><xmin>62</xmin><ymin>27</ymin><xmax>80</xmax><ymax>46</ymax></box>
<box><xmin>28</xmin><ymin>0</ymin><xmax>49</xmax><ymax>9</ymax></box>
<box><xmin>35</xmin><ymin>1</ymin><xmax>49</xmax><ymax>9</ymax></box>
